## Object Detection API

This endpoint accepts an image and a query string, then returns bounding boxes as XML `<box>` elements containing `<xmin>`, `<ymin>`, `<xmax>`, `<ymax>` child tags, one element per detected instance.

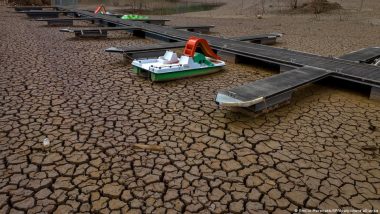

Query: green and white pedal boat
<box><xmin>131</xmin><ymin>50</ymin><xmax>225</xmax><ymax>82</ymax></box>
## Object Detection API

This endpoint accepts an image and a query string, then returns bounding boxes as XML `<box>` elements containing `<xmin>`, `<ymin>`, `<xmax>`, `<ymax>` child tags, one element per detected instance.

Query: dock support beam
<box><xmin>27</xmin><ymin>13</ymin><xmax>59</xmax><ymax>19</ymax></box>
<box><xmin>188</xmin><ymin>28</ymin><xmax>210</xmax><ymax>34</ymax></box>
<box><xmin>370</xmin><ymin>86</ymin><xmax>380</xmax><ymax>100</ymax></box>
<box><xmin>15</xmin><ymin>7</ymin><xmax>43</xmax><ymax>11</ymax></box>
<box><xmin>253</xmin><ymin>38</ymin><xmax>276</xmax><ymax>45</ymax></box>
<box><xmin>250</xmin><ymin>91</ymin><xmax>293</xmax><ymax>112</ymax></box>
<box><xmin>280</xmin><ymin>65</ymin><xmax>295</xmax><ymax>73</ymax></box>
<box><xmin>47</xmin><ymin>19</ymin><xmax>73</xmax><ymax>26</ymax></box>
<box><xmin>123</xmin><ymin>50</ymin><xmax>166</xmax><ymax>63</ymax></box>
<box><xmin>145</xmin><ymin>32</ymin><xmax>177</xmax><ymax>42</ymax></box>
<box><xmin>74</xmin><ymin>31</ymin><xmax>108</xmax><ymax>38</ymax></box>
<box><xmin>133</xmin><ymin>30</ymin><xmax>146</xmax><ymax>38</ymax></box>
<box><xmin>217</xmin><ymin>51</ymin><xmax>241</xmax><ymax>64</ymax></box>
<box><xmin>106</xmin><ymin>22</ymin><xmax>117</xmax><ymax>27</ymax></box>
<box><xmin>147</xmin><ymin>20</ymin><xmax>166</xmax><ymax>25</ymax></box>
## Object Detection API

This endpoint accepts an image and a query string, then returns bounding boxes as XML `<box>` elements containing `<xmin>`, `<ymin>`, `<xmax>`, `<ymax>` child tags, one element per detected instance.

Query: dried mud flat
<box><xmin>0</xmin><ymin>4</ymin><xmax>380</xmax><ymax>214</ymax></box>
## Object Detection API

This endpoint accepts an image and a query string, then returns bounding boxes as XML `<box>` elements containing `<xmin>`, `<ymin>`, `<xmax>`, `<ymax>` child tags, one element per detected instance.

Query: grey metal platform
<box><xmin>339</xmin><ymin>47</ymin><xmax>380</xmax><ymax>63</ymax></box>
<box><xmin>19</xmin><ymin>10</ymin><xmax>76</xmax><ymax>19</ymax></box>
<box><xmin>26</xmin><ymin>7</ymin><xmax>380</xmax><ymax>111</ymax></box>
<box><xmin>106</xmin><ymin>42</ymin><xmax>186</xmax><ymax>60</ymax></box>
<box><xmin>231</xmin><ymin>33</ymin><xmax>282</xmax><ymax>45</ymax></box>
<box><xmin>60</xmin><ymin>26</ymin><xmax>141</xmax><ymax>38</ymax></box>
<box><xmin>104</xmin><ymin>17</ymin><xmax>170</xmax><ymax>25</ymax></box>
<box><xmin>33</xmin><ymin>17</ymin><xmax>101</xmax><ymax>26</ymax></box>
<box><xmin>111</xmin><ymin>18</ymin><xmax>170</xmax><ymax>25</ymax></box>
<box><xmin>61</xmin><ymin>10</ymin><xmax>380</xmax><ymax>78</ymax></box>
<box><xmin>131</xmin><ymin>19</ymin><xmax>170</xmax><ymax>25</ymax></box>
<box><xmin>216</xmin><ymin>67</ymin><xmax>331</xmax><ymax>111</ymax></box>
<box><xmin>106</xmin><ymin>42</ymin><xmax>186</xmax><ymax>53</ymax></box>
<box><xmin>104</xmin><ymin>33</ymin><xmax>280</xmax><ymax>60</ymax></box>
<box><xmin>10</xmin><ymin>6</ymin><xmax>57</xmax><ymax>11</ymax></box>
<box><xmin>172</xmin><ymin>25</ymin><xmax>215</xmax><ymax>33</ymax></box>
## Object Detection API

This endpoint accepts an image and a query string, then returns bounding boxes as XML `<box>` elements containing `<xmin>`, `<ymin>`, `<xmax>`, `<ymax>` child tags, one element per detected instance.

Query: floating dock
<box><xmin>338</xmin><ymin>47</ymin><xmax>380</xmax><ymax>63</ymax></box>
<box><xmin>60</xmin><ymin>26</ymin><xmax>141</xmax><ymax>38</ymax></box>
<box><xmin>33</xmin><ymin>17</ymin><xmax>102</xmax><ymax>26</ymax></box>
<box><xmin>25</xmin><ymin>7</ymin><xmax>380</xmax><ymax>112</ymax></box>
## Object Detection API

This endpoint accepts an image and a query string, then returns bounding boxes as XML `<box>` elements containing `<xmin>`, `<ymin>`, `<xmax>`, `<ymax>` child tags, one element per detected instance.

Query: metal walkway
<box><xmin>33</xmin><ymin>17</ymin><xmax>100</xmax><ymax>26</ymax></box>
<box><xmin>53</xmin><ymin>8</ymin><xmax>380</xmax><ymax>110</ymax></box>
<box><xmin>60</xmin><ymin>26</ymin><xmax>141</xmax><ymax>38</ymax></box>
<box><xmin>230</xmin><ymin>33</ymin><xmax>282</xmax><ymax>45</ymax></box>
<box><xmin>106</xmin><ymin>42</ymin><xmax>186</xmax><ymax>53</ymax></box>
<box><xmin>60</xmin><ymin>26</ymin><xmax>140</xmax><ymax>33</ymax></box>
<box><xmin>339</xmin><ymin>47</ymin><xmax>380</xmax><ymax>63</ymax></box>
<box><xmin>106</xmin><ymin>42</ymin><xmax>186</xmax><ymax>59</ymax></box>
<box><xmin>104</xmin><ymin>34</ymin><xmax>280</xmax><ymax>59</ymax></box>
<box><xmin>63</xmin><ymin>9</ymin><xmax>380</xmax><ymax>82</ymax></box>
<box><xmin>33</xmin><ymin>17</ymin><xmax>100</xmax><ymax>21</ymax></box>
<box><xmin>216</xmin><ymin>67</ymin><xmax>331</xmax><ymax>110</ymax></box>
<box><xmin>10</xmin><ymin>6</ymin><xmax>57</xmax><ymax>11</ymax></box>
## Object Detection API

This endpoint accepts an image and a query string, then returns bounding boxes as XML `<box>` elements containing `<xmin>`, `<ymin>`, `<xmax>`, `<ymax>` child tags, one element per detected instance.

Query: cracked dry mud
<box><xmin>1</xmin><ymin>6</ymin><xmax>380</xmax><ymax>214</ymax></box>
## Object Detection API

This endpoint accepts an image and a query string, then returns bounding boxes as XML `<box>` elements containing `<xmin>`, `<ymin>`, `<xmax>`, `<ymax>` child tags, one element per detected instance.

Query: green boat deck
<box><xmin>132</xmin><ymin>65</ymin><xmax>223</xmax><ymax>82</ymax></box>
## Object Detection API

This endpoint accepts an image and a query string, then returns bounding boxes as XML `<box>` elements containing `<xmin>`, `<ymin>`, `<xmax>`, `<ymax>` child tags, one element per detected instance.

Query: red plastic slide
<box><xmin>183</xmin><ymin>36</ymin><xmax>221</xmax><ymax>60</ymax></box>
<box><xmin>94</xmin><ymin>5</ymin><xmax>107</xmax><ymax>14</ymax></box>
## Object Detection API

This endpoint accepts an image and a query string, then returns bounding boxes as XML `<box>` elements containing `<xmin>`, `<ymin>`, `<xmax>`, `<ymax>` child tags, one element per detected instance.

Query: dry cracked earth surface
<box><xmin>1</xmin><ymin>5</ymin><xmax>380</xmax><ymax>214</ymax></box>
